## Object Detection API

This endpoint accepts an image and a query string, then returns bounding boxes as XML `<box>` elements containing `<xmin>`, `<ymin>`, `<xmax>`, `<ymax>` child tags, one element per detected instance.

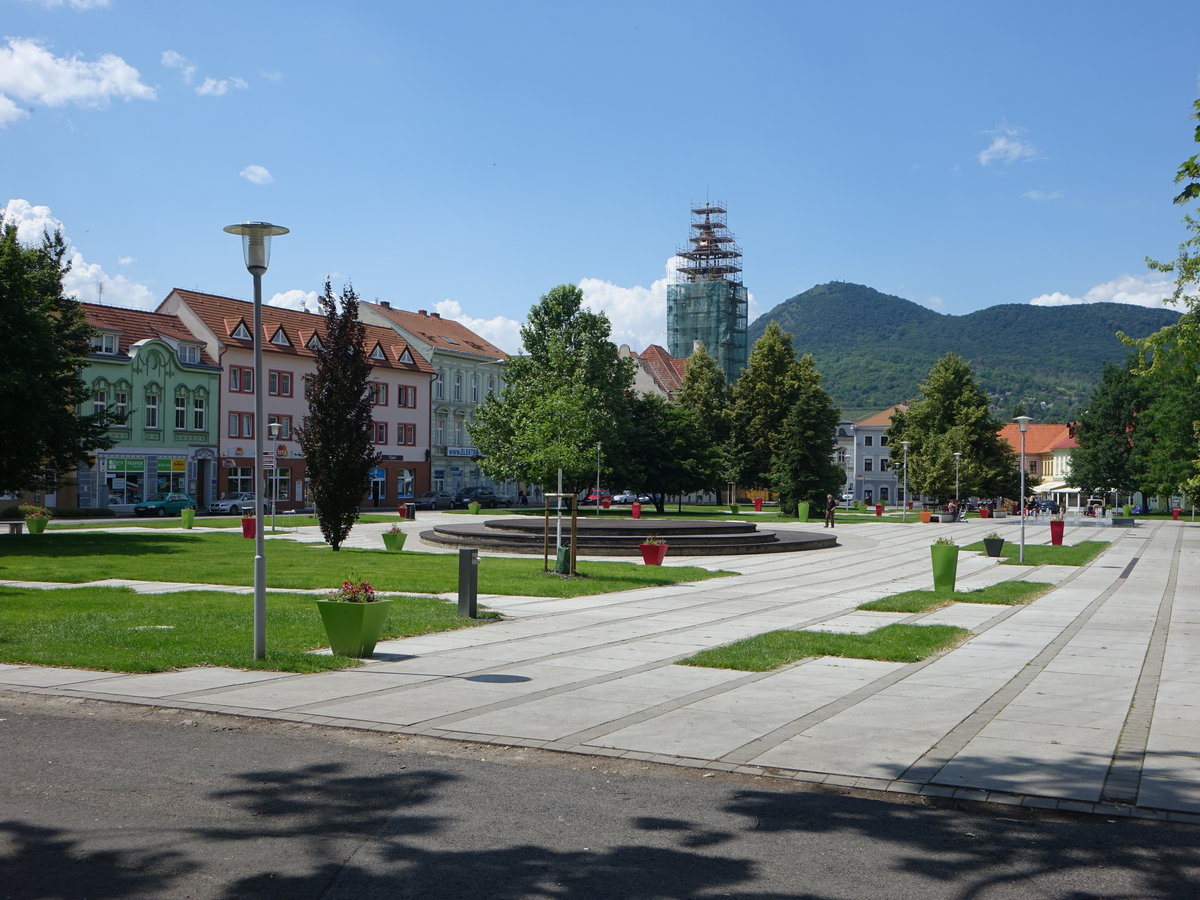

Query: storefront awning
<box><xmin>1033</xmin><ymin>480</ymin><xmax>1081</xmax><ymax>494</ymax></box>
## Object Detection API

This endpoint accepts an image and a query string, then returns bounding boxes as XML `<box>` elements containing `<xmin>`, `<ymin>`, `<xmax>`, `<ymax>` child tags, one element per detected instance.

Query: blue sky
<box><xmin>3</xmin><ymin>0</ymin><xmax>1198</xmax><ymax>354</ymax></box>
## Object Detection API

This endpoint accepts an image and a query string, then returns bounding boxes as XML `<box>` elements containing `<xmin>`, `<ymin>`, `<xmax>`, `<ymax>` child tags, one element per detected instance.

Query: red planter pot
<box><xmin>753</xmin><ymin>498</ymin><xmax>764</xmax><ymax>512</ymax></box>
<box><xmin>639</xmin><ymin>543</ymin><xmax>669</xmax><ymax>565</ymax></box>
<box><xmin>1173</xmin><ymin>508</ymin><xmax>1181</xmax><ymax>520</ymax></box>
<box><xmin>241</xmin><ymin>517</ymin><xmax>256</xmax><ymax>539</ymax></box>
<box><xmin>980</xmin><ymin>508</ymin><xmax>991</xmax><ymax>519</ymax></box>
<box><xmin>875</xmin><ymin>504</ymin><xmax>883</xmax><ymax>516</ymax></box>
<box><xmin>631</xmin><ymin>503</ymin><xmax>641</xmax><ymax>519</ymax></box>
<box><xmin>1049</xmin><ymin>519</ymin><xmax>1065</xmax><ymax>546</ymax></box>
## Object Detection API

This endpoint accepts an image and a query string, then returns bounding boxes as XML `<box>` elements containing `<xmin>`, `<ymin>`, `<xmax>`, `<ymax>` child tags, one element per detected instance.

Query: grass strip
<box><xmin>858</xmin><ymin>581</ymin><xmax>1052</xmax><ymax>613</ymax></box>
<box><xmin>0</xmin><ymin>585</ymin><xmax>496</xmax><ymax>673</ymax></box>
<box><xmin>0</xmin><ymin>532</ymin><xmax>727</xmax><ymax>597</ymax></box>
<box><xmin>679</xmin><ymin>623</ymin><xmax>969</xmax><ymax>672</ymax></box>
<box><xmin>960</xmin><ymin>540</ymin><xmax>1108</xmax><ymax>567</ymax></box>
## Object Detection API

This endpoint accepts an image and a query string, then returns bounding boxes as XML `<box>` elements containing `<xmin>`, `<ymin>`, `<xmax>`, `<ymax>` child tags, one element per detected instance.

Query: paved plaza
<box><xmin>2</xmin><ymin>513</ymin><xmax>1197</xmax><ymax>822</ymax></box>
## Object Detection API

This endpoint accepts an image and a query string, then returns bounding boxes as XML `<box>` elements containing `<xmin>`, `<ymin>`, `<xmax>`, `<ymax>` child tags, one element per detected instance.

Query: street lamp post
<box><xmin>224</xmin><ymin>221</ymin><xmax>288</xmax><ymax>660</ymax></box>
<box><xmin>1015</xmin><ymin>415</ymin><xmax>1032</xmax><ymax>563</ymax></box>
<box><xmin>267</xmin><ymin>422</ymin><xmax>282</xmax><ymax>532</ymax></box>
<box><xmin>901</xmin><ymin>440</ymin><xmax>910</xmax><ymax>523</ymax></box>
<box><xmin>954</xmin><ymin>451</ymin><xmax>962</xmax><ymax>503</ymax></box>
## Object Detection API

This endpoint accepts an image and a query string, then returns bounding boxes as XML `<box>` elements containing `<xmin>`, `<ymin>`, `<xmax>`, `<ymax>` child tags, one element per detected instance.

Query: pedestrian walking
<box><xmin>824</xmin><ymin>493</ymin><xmax>836</xmax><ymax>528</ymax></box>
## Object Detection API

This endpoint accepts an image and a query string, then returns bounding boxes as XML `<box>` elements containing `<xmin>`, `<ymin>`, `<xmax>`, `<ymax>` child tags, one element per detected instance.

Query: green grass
<box><xmin>0</xmin><ymin>585</ymin><xmax>494</xmax><ymax>673</ymax></box>
<box><xmin>679</xmin><ymin>623</ymin><xmax>969</xmax><ymax>671</ymax></box>
<box><xmin>0</xmin><ymin>531</ymin><xmax>727</xmax><ymax>597</ymax></box>
<box><xmin>960</xmin><ymin>540</ymin><xmax>1108</xmax><ymax>567</ymax></box>
<box><xmin>857</xmin><ymin>581</ymin><xmax>1052</xmax><ymax>613</ymax></box>
<box><xmin>42</xmin><ymin>513</ymin><xmax>400</xmax><ymax>530</ymax></box>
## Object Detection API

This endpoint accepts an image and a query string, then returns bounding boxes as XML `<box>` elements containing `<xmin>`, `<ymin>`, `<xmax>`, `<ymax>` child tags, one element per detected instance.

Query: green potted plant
<box><xmin>315</xmin><ymin>574</ymin><xmax>392</xmax><ymax>658</ymax></box>
<box><xmin>19</xmin><ymin>504</ymin><xmax>51</xmax><ymax>535</ymax></box>
<box><xmin>729</xmin><ymin>504</ymin><xmax>740</xmax><ymax>515</ymax></box>
<box><xmin>930</xmin><ymin>535</ymin><xmax>959</xmax><ymax>593</ymax></box>
<box><xmin>468</xmin><ymin>501</ymin><xmax>482</xmax><ymax>515</ymax></box>
<box><xmin>639</xmin><ymin>533</ymin><xmax>669</xmax><ymax>566</ymax></box>
<box><xmin>381</xmin><ymin>523</ymin><xmax>406</xmax><ymax>552</ymax></box>
<box><xmin>982</xmin><ymin>530</ymin><xmax>1005</xmax><ymax>558</ymax></box>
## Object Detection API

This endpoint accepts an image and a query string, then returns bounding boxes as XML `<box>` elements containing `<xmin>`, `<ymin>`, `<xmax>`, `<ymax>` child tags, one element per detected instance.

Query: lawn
<box><xmin>0</xmin><ymin>585</ymin><xmax>493</xmax><ymax>673</ymax></box>
<box><xmin>0</xmin><ymin>531</ymin><xmax>728</xmax><ymax>597</ymax></box>
<box><xmin>857</xmin><ymin>581</ymin><xmax>1052</xmax><ymax>613</ymax></box>
<box><xmin>679</xmin><ymin>623</ymin><xmax>969</xmax><ymax>671</ymax></box>
<box><xmin>960</xmin><ymin>540</ymin><xmax>1108</xmax><ymax>567</ymax></box>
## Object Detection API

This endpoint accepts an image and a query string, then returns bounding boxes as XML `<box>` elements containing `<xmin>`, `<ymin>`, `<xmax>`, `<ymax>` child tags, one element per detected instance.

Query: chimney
<box><xmin>380</xmin><ymin>301</ymin><xmax>390</xmax><ymax>309</ymax></box>
<box><xmin>418</xmin><ymin>309</ymin><xmax>427</xmax><ymax>317</ymax></box>
<box><xmin>431</xmin><ymin>312</ymin><xmax>440</xmax><ymax>318</ymax></box>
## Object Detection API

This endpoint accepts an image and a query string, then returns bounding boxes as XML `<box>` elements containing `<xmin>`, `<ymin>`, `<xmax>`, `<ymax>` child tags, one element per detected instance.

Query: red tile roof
<box><xmin>639</xmin><ymin>344</ymin><xmax>686</xmax><ymax>396</ymax></box>
<box><xmin>164</xmin><ymin>289</ymin><xmax>435</xmax><ymax>375</ymax></box>
<box><xmin>998</xmin><ymin>423</ymin><xmax>1076</xmax><ymax>455</ymax></box>
<box><xmin>368</xmin><ymin>303</ymin><xmax>507</xmax><ymax>360</ymax></box>
<box><xmin>855</xmin><ymin>404</ymin><xmax>907</xmax><ymax>428</ymax></box>
<box><xmin>82</xmin><ymin>303</ymin><xmax>218</xmax><ymax>366</ymax></box>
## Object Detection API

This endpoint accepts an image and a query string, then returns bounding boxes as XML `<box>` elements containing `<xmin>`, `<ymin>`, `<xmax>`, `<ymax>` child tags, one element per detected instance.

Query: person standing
<box><xmin>824</xmin><ymin>493</ymin><xmax>836</xmax><ymax>528</ymax></box>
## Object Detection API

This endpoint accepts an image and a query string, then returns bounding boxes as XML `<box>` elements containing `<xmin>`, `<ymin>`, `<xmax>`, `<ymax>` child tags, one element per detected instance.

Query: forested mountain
<box><xmin>747</xmin><ymin>282</ymin><xmax>1179</xmax><ymax>422</ymax></box>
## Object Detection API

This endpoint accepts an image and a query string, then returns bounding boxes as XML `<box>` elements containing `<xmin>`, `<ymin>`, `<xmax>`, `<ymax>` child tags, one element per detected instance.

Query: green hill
<box><xmin>748</xmin><ymin>282</ymin><xmax>1179</xmax><ymax>422</ymax></box>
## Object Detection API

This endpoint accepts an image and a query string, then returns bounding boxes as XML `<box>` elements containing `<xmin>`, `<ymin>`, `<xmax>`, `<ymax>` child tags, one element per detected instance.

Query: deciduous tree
<box><xmin>1067</xmin><ymin>360</ymin><xmax>1145</xmax><ymax>498</ymax></box>
<box><xmin>769</xmin><ymin>355</ymin><xmax>844</xmax><ymax>515</ymax></box>
<box><xmin>295</xmin><ymin>282</ymin><xmax>380</xmax><ymax>550</ymax></box>
<box><xmin>730</xmin><ymin>322</ymin><xmax>801</xmax><ymax>488</ymax></box>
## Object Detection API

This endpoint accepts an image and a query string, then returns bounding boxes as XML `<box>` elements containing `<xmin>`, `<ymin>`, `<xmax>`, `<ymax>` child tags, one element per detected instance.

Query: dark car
<box><xmin>453</xmin><ymin>487</ymin><xmax>501</xmax><ymax>509</ymax></box>
<box><xmin>134</xmin><ymin>492</ymin><xmax>196</xmax><ymax>517</ymax></box>
<box><xmin>1036</xmin><ymin>499</ymin><xmax>1060</xmax><ymax>514</ymax></box>
<box><xmin>413</xmin><ymin>490</ymin><xmax>453</xmax><ymax>510</ymax></box>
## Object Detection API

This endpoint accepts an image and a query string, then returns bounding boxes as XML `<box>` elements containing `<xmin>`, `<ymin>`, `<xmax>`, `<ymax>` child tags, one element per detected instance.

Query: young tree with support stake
<box><xmin>296</xmin><ymin>282</ymin><xmax>380</xmax><ymax>551</ymax></box>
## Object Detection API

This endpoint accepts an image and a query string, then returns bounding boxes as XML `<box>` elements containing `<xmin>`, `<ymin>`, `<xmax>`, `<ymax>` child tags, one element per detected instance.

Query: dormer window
<box><xmin>270</xmin><ymin>326</ymin><xmax>292</xmax><ymax>347</ymax></box>
<box><xmin>91</xmin><ymin>333</ymin><xmax>118</xmax><ymax>354</ymax></box>
<box><xmin>306</xmin><ymin>334</ymin><xmax>323</xmax><ymax>351</ymax></box>
<box><xmin>179</xmin><ymin>344</ymin><xmax>200</xmax><ymax>365</ymax></box>
<box><xmin>398</xmin><ymin>348</ymin><xmax>414</xmax><ymax>365</ymax></box>
<box><xmin>231</xmin><ymin>321</ymin><xmax>251</xmax><ymax>340</ymax></box>
<box><xmin>442</xmin><ymin>336</ymin><xmax>460</xmax><ymax>346</ymax></box>
<box><xmin>369</xmin><ymin>342</ymin><xmax>387</xmax><ymax>361</ymax></box>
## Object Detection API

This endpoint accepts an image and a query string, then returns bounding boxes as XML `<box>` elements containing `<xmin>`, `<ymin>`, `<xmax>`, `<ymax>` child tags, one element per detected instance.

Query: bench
<box><xmin>6</xmin><ymin>521</ymin><xmax>24</xmax><ymax>535</ymax></box>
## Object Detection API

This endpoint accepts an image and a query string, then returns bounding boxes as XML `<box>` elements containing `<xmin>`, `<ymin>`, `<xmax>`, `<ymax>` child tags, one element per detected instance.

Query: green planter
<box><xmin>729</xmin><ymin>504</ymin><xmax>740</xmax><ymax>515</ymax></box>
<box><xmin>24</xmin><ymin>517</ymin><xmax>47</xmax><ymax>535</ymax></box>
<box><xmin>930</xmin><ymin>544</ymin><xmax>959</xmax><ymax>593</ymax></box>
<box><xmin>468</xmin><ymin>502</ymin><xmax>481</xmax><ymax>515</ymax></box>
<box><xmin>382</xmin><ymin>531</ymin><xmax>406</xmax><ymax>551</ymax></box>
<box><xmin>797</xmin><ymin>501</ymin><xmax>810</xmax><ymax>522</ymax></box>
<box><xmin>316</xmin><ymin>599</ymin><xmax>393</xmax><ymax>658</ymax></box>
<box><xmin>180</xmin><ymin>508</ymin><xmax>195</xmax><ymax>529</ymax></box>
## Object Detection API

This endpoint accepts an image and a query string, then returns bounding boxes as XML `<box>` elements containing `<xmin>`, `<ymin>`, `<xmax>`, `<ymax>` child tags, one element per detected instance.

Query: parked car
<box><xmin>840</xmin><ymin>491</ymin><xmax>855</xmax><ymax>501</ymax></box>
<box><xmin>413</xmin><ymin>490</ymin><xmax>453</xmax><ymax>510</ymax></box>
<box><xmin>613</xmin><ymin>490</ymin><xmax>638</xmax><ymax>503</ymax></box>
<box><xmin>207</xmin><ymin>492</ymin><xmax>257</xmax><ymax>515</ymax></box>
<box><xmin>453</xmin><ymin>487</ymin><xmax>501</xmax><ymax>509</ymax></box>
<box><xmin>134</xmin><ymin>492</ymin><xmax>196</xmax><ymax>517</ymax></box>
<box><xmin>1036</xmin><ymin>499</ymin><xmax>1060</xmax><ymax>514</ymax></box>
<box><xmin>584</xmin><ymin>489</ymin><xmax>612</xmax><ymax>503</ymax></box>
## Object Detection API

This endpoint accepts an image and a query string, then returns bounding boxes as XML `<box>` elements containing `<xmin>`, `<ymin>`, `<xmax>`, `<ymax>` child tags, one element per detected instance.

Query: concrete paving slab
<box><xmin>446</xmin><ymin>694</ymin><xmax>649</xmax><ymax>741</ymax></box>
<box><xmin>0</xmin><ymin>667</ymin><xmax>122</xmax><ymax>687</ymax></box>
<box><xmin>68</xmin><ymin>667</ymin><xmax>285</xmax><ymax>698</ymax></box>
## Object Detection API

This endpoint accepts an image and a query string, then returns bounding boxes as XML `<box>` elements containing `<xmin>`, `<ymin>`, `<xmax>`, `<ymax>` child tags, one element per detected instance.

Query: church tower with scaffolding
<box><xmin>666</xmin><ymin>203</ymin><xmax>748</xmax><ymax>385</ymax></box>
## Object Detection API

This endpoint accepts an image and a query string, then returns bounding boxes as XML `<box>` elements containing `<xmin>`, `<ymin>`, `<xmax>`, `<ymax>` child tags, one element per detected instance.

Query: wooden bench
<box><xmin>6</xmin><ymin>521</ymin><xmax>24</xmax><ymax>535</ymax></box>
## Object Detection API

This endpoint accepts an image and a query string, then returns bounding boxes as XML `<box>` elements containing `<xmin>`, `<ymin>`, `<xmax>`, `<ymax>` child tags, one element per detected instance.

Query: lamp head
<box><xmin>224</xmin><ymin>221</ymin><xmax>289</xmax><ymax>275</ymax></box>
<box><xmin>954</xmin><ymin>451</ymin><xmax>961</xmax><ymax>460</ymax></box>
<box><xmin>1014</xmin><ymin>415</ymin><xmax>1033</xmax><ymax>434</ymax></box>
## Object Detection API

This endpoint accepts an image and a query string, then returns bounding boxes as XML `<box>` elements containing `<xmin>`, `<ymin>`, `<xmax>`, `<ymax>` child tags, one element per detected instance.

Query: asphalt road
<box><xmin>3</xmin><ymin>692</ymin><xmax>1198</xmax><ymax>899</ymax></box>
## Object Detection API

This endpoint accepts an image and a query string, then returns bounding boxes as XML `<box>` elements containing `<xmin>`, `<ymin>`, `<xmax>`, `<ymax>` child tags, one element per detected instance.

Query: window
<box><xmin>369</xmin><ymin>468</ymin><xmax>387</xmax><ymax>500</ymax></box>
<box><xmin>397</xmin><ymin>385</ymin><xmax>417</xmax><ymax>408</ymax></box>
<box><xmin>91</xmin><ymin>333</ymin><xmax>118</xmax><ymax>354</ymax></box>
<box><xmin>881</xmin><ymin>458</ymin><xmax>891</xmax><ymax>472</ymax></box>
<box><xmin>228</xmin><ymin>412</ymin><xmax>254</xmax><ymax>438</ymax></box>
<box><xmin>470</xmin><ymin>374</ymin><xmax>479</xmax><ymax>403</ymax></box>
<box><xmin>114</xmin><ymin>391</ymin><xmax>129</xmax><ymax>424</ymax></box>
<box><xmin>453</xmin><ymin>420</ymin><xmax>462</xmax><ymax>445</ymax></box>
<box><xmin>93</xmin><ymin>389</ymin><xmax>108</xmax><ymax>416</ymax></box>
<box><xmin>367</xmin><ymin>382</ymin><xmax>387</xmax><ymax>405</ymax></box>
<box><xmin>303</xmin><ymin>375</ymin><xmax>315</xmax><ymax>399</ymax></box>
<box><xmin>836</xmin><ymin>448</ymin><xmax>846</xmax><ymax>464</ymax></box>
<box><xmin>242</xmin><ymin>413</ymin><xmax>254</xmax><ymax>438</ymax></box>
<box><xmin>231</xmin><ymin>322</ymin><xmax>251</xmax><ymax>340</ymax></box>
<box><xmin>372</xmin><ymin>421</ymin><xmax>387</xmax><ymax>444</ymax></box>
<box><xmin>487</xmin><ymin>375</ymin><xmax>496</xmax><ymax>395</ymax></box>
<box><xmin>369</xmin><ymin>342</ymin><xmax>387</xmax><ymax>361</ymax></box>
<box><xmin>268</xmin><ymin>371</ymin><xmax>293</xmax><ymax>397</ymax></box>
<box><xmin>397</xmin><ymin>424</ymin><xmax>416</xmax><ymax>445</ymax></box>
<box><xmin>179</xmin><ymin>345</ymin><xmax>200</xmax><ymax>365</ymax></box>
<box><xmin>267</xmin><ymin>414</ymin><xmax>292</xmax><ymax>440</ymax></box>
<box><xmin>433</xmin><ymin>373</ymin><xmax>444</xmax><ymax>400</ymax></box>
<box><xmin>1029</xmin><ymin>460</ymin><xmax>1039</xmax><ymax>474</ymax></box>
<box><xmin>864</xmin><ymin>459</ymin><xmax>874</xmax><ymax>472</ymax></box>
<box><xmin>864</xmin><ymin>435</ymin><xmax>874</xmax><ymax>447</ymax></box>
<box><xmin>880</xmin><ymin>435</ymin><xmax>889</xmax><ymax>446</ymax></box>
<box><xmin>436</xmin><ymin>417</ymin><xmax>444</xmax><ymax>446</ymax></box>
<box><xmin>269</xmin><ymin>326</ymin><xmax>291</xmax><ymax>347</ymax></box>
<box><xmin>230</xmin><ymin>367</ymin><xmax>253</xmax><ymax>392</ymax></box>
<box><xmin>227</xmin><ymin>465</ymin><xmax>253</xmax><ymax>493</ymax></box>
<box><xmin>397</xmin><ymin>468</ymin><xmax>415</xmax><ymax>499</ymax></box>
<box><xmin>880</xmin><ymin>486</ymin><xmax>890</xmax><ymax>503</ymax></box>
<box><xmin>175</xmin><ymin>395</ymin><xmax>187</xmax><ymax>430</ymax></box>
<box><xmin>145</xmin><ymin>392</ymin><xmax>159</xmax><ymax>429</ymax></box>
<box><xmin>193</xmin><ymin>397</ymin><xmax>206</xmax><ymax>431</ymax></box>
<box><xmin>453</xmin><ymin>372</ymin><xmax>462</xmax><ymax>401</ymax></box>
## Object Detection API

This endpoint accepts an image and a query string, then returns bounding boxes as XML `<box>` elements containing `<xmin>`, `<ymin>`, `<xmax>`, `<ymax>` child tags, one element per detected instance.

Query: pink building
<box><xmin>159</xmin><ymin>289</ymin><xmax>435</xmax><ymax>510</ymax></box>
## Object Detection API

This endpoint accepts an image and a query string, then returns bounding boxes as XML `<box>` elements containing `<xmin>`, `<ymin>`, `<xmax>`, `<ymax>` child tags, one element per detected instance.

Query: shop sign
<box><xmin>106</xmin><ymin>458</ymin><xmax>145</xmax><ymax>472</ymax></box>
<box><xmin>157</xmin><ymin>458</ymin><xmax>187</xmax><ymax>473</ymax></box>
<box><xmin>447</xmin><ymin>447</ymin><xmax>479</xmax><ymax>457</ymax></box>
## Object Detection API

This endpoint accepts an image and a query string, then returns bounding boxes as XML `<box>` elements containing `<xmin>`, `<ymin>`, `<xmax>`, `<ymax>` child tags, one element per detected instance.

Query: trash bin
<box><xmin>406</xmin><ymin>502</ymin><xmax>416</xmax><ymax>520</ymax></box>
<box><xmin>241</xmin><ymin>517</ymin><xmax>256</xmax><ymax>539</ymax></box>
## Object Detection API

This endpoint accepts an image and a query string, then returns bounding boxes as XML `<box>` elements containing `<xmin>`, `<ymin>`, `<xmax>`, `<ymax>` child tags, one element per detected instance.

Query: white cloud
<box><xmin>118</xmin><ymin>255</ymin><xmax>134</xmax><ymax>265</ymax></box>
<box><xmin>1028</xmin><ymin>273</ymin><xmax>1177</xmax><ymax>309</ymax></box>
<box><xmin>434</xmin><ymin>299</ymin><xmax>523</xmax><ymax>355</ymax></box>
<box><xmin>925</xmin><ymin>295</ymin><xmax>944</xmax><ymax>309</ymax></box>
<box><xmin>1022</xmin><ymin>189</ymin><xmax>1063</xmax><ymax>201</ymax></box>
<box><xmin>240</xmin><ymin>164</ymin><xmax>273</xmax><ymax>185</ymax></box>
<box><xmin>196</xmin><ymin>76</ymin><xmax>247</xmax><ymax>97</ymax></box>
<box><xmin>3</xmin><ymin>198</ymin><xmax>156</xmax><ymax>308</ymax></box>
<box><xmin>26</xmin><ymin>0</ymin><xmax>111</xmax><ymax>8</ymax></box>
<box><xmin>0</xmin><ymin>38</ymin><xmax>154</xmax><ymax>126</ymax></box>
<box><xmin>978</xmin><ymin>126</ymin><xmax>1038</xmax><ymax>166</ymax></box>
<box><xmin>267</xmin><ymin>289</ymin><xmax>321</xmax><ymax>313</ymax></box>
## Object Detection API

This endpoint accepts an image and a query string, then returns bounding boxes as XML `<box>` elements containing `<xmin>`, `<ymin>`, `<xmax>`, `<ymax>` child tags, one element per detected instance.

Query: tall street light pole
<box><xmin>267</xmin><ymin>421</ymin><xmax>282</xmax><ymax>532</ymax></box>
<box><xmin>954</xmin><ymin>451</ymin><xmax>962</xmax><ymax>503</ymax></box>
<box><xmin>224</xmin><ymin>221</ymin><xmax>289</xmax><ymax>660</ymax></box>
<box><xmin>901</xmin><ymin>440</ymin><xmax>910</xmax><ymax>523</ymax></box>
<box><xmin>1015</xmin><ymin>415</ymin><xmax>1032</xmax><ymax>564</ymax></box>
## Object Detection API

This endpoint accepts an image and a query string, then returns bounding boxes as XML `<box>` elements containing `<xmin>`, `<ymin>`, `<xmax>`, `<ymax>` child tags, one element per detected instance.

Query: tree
<box><xmin>471</xmin><ymin>285</ymin><xmax>634</xmax><ymax>493</ymax></box>
<box><xmin>888</xmin><ymin>353</ymin><xmax>1015</xmax><ymax>500</ymax></box>
<box><xmin>295</xmin><ymin>282</ymin><xmax>380</xmax><ymax>550</ymax></box>
<box><xmin>730</xmin><ymin>322</ymin><xmax>801</xmax><ymax>488</ymax></box>
<box><xmin>676</xmin><ymin>343</ymin><xmax>732</xmax><ymax>449</ymax></box>
<box><xmin>0</xmin><ymin>219</ymin><xmax>116</xmax><ymax>495</ymax></box>
<box><xmin>1067</xmin><ymin>360</ymin><xmax>1145</xmax><ymax>497</ymax></box>
<box><xmin>769</xmin><ymin>355</ymin><xmax>844</xmax><ymax>515</ymax></box>
<box><xmin>616</xmin><ymin>393</ymin><xmax>723</xmax><ymax>512</ymax></box>
<box><xmin>1133</xmin><ymin>357</ymin><xmax>1200</xmax><ymax>500</ymax></box>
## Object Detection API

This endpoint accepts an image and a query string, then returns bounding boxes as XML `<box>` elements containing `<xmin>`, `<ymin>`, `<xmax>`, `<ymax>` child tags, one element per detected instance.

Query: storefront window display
<box><xmin>156</xmin><ymin>458</ymin><xmax>187</xmax><ymax>494</ymax></box>
<box><xmin>106</xmin><ymin>458</ymin><xmax>146</xmax><ymax>505</ymax></box>
<box><xmin>397</xmin><ymin>468</ymin><xmax>415</xmax><ymax>499</ymax></box>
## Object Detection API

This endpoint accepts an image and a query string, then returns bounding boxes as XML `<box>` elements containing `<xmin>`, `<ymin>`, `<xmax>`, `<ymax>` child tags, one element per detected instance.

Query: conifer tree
<box><xmin>770</xmin><ymin>355</ymin><xmax>844</xmax><ymax>515</ymax></box>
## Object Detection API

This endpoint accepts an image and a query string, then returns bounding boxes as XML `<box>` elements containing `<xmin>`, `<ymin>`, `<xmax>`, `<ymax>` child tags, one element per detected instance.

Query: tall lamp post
<box><xmin>901</xmin><ymin>440</ymin><xmax>910</xmax><ymax>523</ymax></box>
<box><xmin>1015</xmin><ymin>416</ymin><xmax>1032</xmax><ymax>563</ymax></box>
<box><xmin>224</xmin><ymin>221</ymin><xmax>289</xmax><ymax>660</ymax></box>
<box><xmin>267</xmin><ymin>422</ymin><xmax>282</xmax><ymax>532</ymax></box>
<box><xmin>953</xmin><ymin>451</ymin><xmax>962</xmax><ymax>503</ymax></box>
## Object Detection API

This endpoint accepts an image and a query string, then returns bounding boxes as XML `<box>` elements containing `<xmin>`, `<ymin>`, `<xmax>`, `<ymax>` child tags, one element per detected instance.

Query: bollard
<box><xmin>458</xmin><ymin>547</ymin><xmax>478</xmax><ymax>617</ymax></box>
